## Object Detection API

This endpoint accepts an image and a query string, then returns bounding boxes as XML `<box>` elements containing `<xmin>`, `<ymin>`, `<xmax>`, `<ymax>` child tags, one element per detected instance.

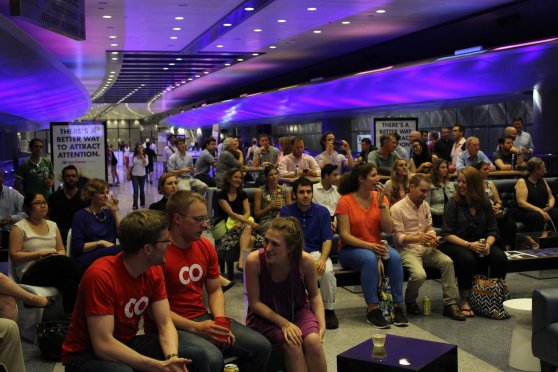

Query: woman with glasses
<box><xmin>9</xmin><ymin>193</ymin><xmax>83</xmax><ymax>313</ymax></box>
<box><xmin>215</xmin><ymin>168</ymin><xmax>263</xmax><ymax>275</ymax></box>
<box><xmin>409</xmin><ymin>139</ymin><xmax>433</xmax><ymax>174</ymax></box>
<box><xmin>383</xmin><ymin>159</ymin><xmax>410</xmax><ymax>206</ymax></box>
<box><xmin>127</xmin><ymin>143</ymin><xmax>149</xmax><ymax>209</ymax></box>
<box><xmin>254</xmin><ymin>165</ymin><xmax>292</xmax><ymax>233</ymax></box>
<box><xmin>71</xmin><ymin>179</ymin><xmax>121</xmax><ymax>269</ymax></box>
<box><xmin>426</xmin><ymin>159</ymin><xmax>455</xmax><ymax>227</ymax></box>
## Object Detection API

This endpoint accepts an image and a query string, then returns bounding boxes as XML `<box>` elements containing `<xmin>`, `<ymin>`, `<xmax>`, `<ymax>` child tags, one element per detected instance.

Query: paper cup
<box><xmin>214</xmin><ymin>316</ymin><xmax>232</xmax><ymax>341</ymax></box>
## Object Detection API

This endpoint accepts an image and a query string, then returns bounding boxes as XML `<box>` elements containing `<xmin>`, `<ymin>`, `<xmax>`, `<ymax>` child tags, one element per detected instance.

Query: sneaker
<box><xmin>325</xmin><ymin>309</ymin><xmax>339</xmax><ymax>329</ymax></box>
<box><xmin>366</xmin><ymin>308</ymin><xmax>390</xmax><ymax>329</ymax></box>
<box><xmin>405</xmin><ymin>301</ymin><xmax>422</xmax><ymax>315</ymax></box>
<box><xmin>393</xmin><ymin>307</ymin><xmax>409</xmax><ymax>327</ymax></box>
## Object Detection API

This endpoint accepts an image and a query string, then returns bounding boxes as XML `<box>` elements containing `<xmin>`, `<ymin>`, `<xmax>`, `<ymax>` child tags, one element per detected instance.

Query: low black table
<box><xmin>337</xmin><ymin>334</ymin><xmax>457</xmax><ymax>372</ymax></box>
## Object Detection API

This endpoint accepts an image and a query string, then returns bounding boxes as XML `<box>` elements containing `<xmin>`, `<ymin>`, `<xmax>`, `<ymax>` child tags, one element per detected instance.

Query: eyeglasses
<box><xmin>31</xmin><ymin>201</ymin><xmax>48</xmax><ymax>206</ymax></box>
<box><xmin>178</xmin><ymin>213</ymin><xmax>210</xmax><ymax>224</ymax></box>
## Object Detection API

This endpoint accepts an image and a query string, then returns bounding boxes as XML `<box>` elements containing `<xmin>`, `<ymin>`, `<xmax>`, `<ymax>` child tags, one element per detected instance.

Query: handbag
<box><xmin>211</xmin><ymin>219</ymin><xmax>227</xmax><ymax>240</ymax></box>
<box><xmin>469</xmin><ymin>275</ymin><xmax>511</xmax><ymax>320</ymax></box>
<box><xmin>36</xmin><ymin>320</ymin><xmax>70</xmax><ymax>361</ymax></box>
<box><xmin>377</xmin><ymin>260</ymin><xmax>394</xmax><ymax>323</ymax></box>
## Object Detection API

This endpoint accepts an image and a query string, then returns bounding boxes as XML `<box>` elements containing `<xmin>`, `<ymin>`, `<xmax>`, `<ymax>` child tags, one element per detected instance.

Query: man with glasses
<box><xmin>48</xmin><ymin>165</ymin><xmax>86</xmax><ymax>245</ymax></box>
<box><xmin>450</xmin><ymin>124</ymin><xmax>466</xmax><ymax>166</ymax></box>
<box><xmin>14</xmin><ymin>138</ymin><xmax>54</xmax><ymax>197</ymax></box>
<box><xmin>164</xmin><ymin>191</ymin><xmax>271</xmax><ymax>372</ymax></box>
<box><xmin>62</xmin><ymin>210</ymin><xmax>192</xmax><ymax>371</ymax></box>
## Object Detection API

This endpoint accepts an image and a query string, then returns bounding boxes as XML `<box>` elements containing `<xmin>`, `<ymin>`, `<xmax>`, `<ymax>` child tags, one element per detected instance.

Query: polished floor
<box><xmin>18</xmin><ymin>163</ymin><xmax>558</xmax><ymax>371</ymax></box>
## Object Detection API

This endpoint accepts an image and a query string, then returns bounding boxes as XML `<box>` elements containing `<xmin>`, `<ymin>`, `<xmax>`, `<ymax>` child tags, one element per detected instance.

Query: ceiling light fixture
<box><xmin>254</xmin><ymin>28</ymin><xmax>262</xmax><ymax>32</ymax></box>
<box><xmin>217</xmin><ymin>45</ymin><xmax>223</xmax><ymax>48</ymax></box>
<box><xmin>102</xmin><ymin>15</ymin><xmax>112</xmax><ymax>19</ymax></box>
<box><xmin>224</xmin><ymin>63</ymin><xmax>231</xmax><ymax>66</ymax></box>
<box><xmin>170</xmin><ymin>36</ymin><xmax>178</xmax><ymax>39</ymax></box>
<box><xmin>313</xmin><ymin>30</ymin><xmax>322</xmax><ymax>34</ymax></box>
<box><xmin>111</xmin><ymin>51</ymin><xmax>118</xmax><ymax>55</ymax></box>
<box><xmin>252</xmin><ymin>53</ymin><xmax>259</xmax><ymax>56</ymax></box>
<box><xmin>163</xmin><ymin>67</ymin><xmax>169</xmax><ymax>70</ymax></box>
<box><xmin>493</xmin><ymin>37</ymin><xmax>558</xmax><ymax>51</ymax></box>
<box><xmin>342</xmin><ymin>21</ymin><xmax>350</xmax><ymax>24</ymax></box>
<box><xmin>244</xmin><ymin>7</ymin><xmax>254</xmax><ymax>11</ymax></box>
<box><xmin>307</xmin><ymin>7</ymin><xmax>317</xmax><ymax>11</ymax></box>
<box><xmin>237</xmin><ymin>58</ymin><xmax>244</xmax><ymax>61</ymax></box>
<box><xmin>169</xmin><ymin>63</ymin><xmax>175</xmax><ymax>65</ymax></box>
<box><xmin>112</xmin><ymin>57</ymin><xmax>118</xmax><ymax>60</ymax></box>
<box><xmin>109</xmin><ymin>35</ymin><xmax>117</xmax><ymax>39</ymax></box>
<box><xmin>354</xmin><ymin>66</ymin><xmax>393</xmax><ymax>75</ymax></box>
<box><xmin>278</xmin><ymin>19</ymin><xmax>286</xmax><ymax>23</ymax></box>
<box><xmin>173</xmin><ymin>27</ymin><xmax>181</xmax><ymax>31</ymax></box>
<box><xmin>223</xmin><ymin>23</ymin><xmax>232</xmax><ymax>27</ymax></box>
<box><xmin>376</xmin><ymin>9</ymin><xmax>386</xmax><ymax>13</ymax></box>
<box><xmin>269</xmin><ymin>45</ymin><xmax>277</xmax><ymax>49</ymax></box>
<box><xmin>176</xmin><ymin>57</ymin><xmax>182</xmax><ymax>60</ymax></box>
<box><xmin>110</xmin><ymin>43</ymin><xmax>118</xmax><ymax>46</ymax></box>
<box><xmin>195</xmin><ymin>75</ymin><xmax>200</xmax><ymax>78</ymax></box>
<box><xmin>175</xmin><ymin>16</ymin><xmax>184</xmax><ymax>20</ymax></box>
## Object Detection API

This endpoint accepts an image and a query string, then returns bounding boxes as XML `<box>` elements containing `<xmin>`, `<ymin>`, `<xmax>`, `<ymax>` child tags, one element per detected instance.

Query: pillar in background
<box><xmin>532</xmin><ymin>88</ymin><xmax>558</xmax><ymax>175</ymax></box>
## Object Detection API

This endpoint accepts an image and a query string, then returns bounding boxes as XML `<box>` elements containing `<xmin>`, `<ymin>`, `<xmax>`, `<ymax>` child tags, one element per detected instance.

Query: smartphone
<box><xmin>333</xmin><ymin>140</ymin><xmax>343</xmax><ymax>147</ymax></box>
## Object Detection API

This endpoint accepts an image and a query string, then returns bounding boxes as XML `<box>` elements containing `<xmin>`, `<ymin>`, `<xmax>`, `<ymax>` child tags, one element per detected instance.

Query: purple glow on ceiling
<box><xmin>0</xmin><ymin>14</ymin><xmax>90</xmax><ymax>127</ymax></box>
<box><xmin>164</xmin><ymin>41</ymin><xmax>558</xmax><ymax>128</ymax></box>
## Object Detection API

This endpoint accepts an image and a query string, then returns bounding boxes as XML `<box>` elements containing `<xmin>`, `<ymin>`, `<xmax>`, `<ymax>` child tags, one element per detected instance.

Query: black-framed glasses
<box><xmin>31</xmin><ymin>201</ymin><xmax>48</xmax><ymax>206</ymax></box>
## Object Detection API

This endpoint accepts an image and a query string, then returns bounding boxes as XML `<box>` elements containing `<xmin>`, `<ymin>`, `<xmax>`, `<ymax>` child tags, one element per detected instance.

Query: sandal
<box><xmin>460</xmin><ymin>305</ymin><xmax>475</xmax><ymax>318</ymax></box>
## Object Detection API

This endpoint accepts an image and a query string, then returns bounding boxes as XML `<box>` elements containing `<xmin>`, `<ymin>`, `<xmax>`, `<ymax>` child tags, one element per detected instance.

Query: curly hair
<box><xmin>221</xmin><ymin>168</ymin><xmax>244</xmax><ymax>193</ymax></box>
<box><xmin>81</xmin><ymin>178</ymin><xmax>109</xmax><ymax>205</ymax></box>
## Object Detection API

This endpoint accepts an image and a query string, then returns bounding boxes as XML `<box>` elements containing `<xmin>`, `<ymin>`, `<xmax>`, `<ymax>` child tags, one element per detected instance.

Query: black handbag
<box><xmin>36</xmin><ymin>320</ymin><xmax>70</xmax><ymax>361</ymax></box>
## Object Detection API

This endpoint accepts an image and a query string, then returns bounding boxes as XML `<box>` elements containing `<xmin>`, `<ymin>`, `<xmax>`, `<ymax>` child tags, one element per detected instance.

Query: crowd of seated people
<box><xmin>3</xmin><ymin>125</ymin><xmax>553</xmax><ymax>371</ymax></box>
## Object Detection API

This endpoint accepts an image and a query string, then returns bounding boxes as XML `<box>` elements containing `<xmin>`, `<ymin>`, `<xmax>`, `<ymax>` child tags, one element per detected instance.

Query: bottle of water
<box><xmin>511</xmin><ymin>154</ymin><xmax>516</xmax><ymax>170</ymax></box>
<box><xmin>294</xmin><ymin>164</ymin><xmax>299</xmax><ymax>177</ymax></box>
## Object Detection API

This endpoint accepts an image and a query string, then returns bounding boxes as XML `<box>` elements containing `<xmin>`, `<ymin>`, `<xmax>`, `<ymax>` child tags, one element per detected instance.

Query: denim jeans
<box><xmin>178</xmin><ymin>313</ymin><xmax>271</xmax><ymax>372</ymax></box>
<box><xmin>131</xmin><ymin>175</ymin><xmax>145</xmax><ymax>208</ymax></box>
<box><xmin>338</xmin><ymin>246</ymin><xmax>404</xmax><ymax>304</ymax></box>
<box><xmin>64</xmin><ymin>333</ymin><xmax>206</xmax><ymax>372</ymax></box>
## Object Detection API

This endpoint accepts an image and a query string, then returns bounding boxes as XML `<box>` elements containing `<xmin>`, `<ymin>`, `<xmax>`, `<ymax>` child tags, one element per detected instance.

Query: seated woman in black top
<box><xmin>409</xmin><ymin>139</ymin><xmax>433</xmax><ymax>174</ymax></box>
<box><xmin>149</xmin><ymin>173</ymin><xmax>178</xmax><ymax>211</ymax></box>
<box><xmin>512</xmin><ymin>157</ymin><xmax>558</xmax><ymax>232</ymax></box>
<box><xmin>439</xmin><ymin>166</ymin><xmax>508</xmax><ymax>317</ymax></box>
<box><xmin>215</xmin><ymin>168</ymin><xmax>263</xmax><ymax>272</ymax></box>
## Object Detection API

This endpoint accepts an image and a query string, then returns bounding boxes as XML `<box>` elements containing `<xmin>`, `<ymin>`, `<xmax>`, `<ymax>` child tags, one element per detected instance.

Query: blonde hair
<box><xmin>82</xmin><ymin>178</ymin><xmax>109</xmax><ymax>205</ymax></box>
<box><xmin>268</xmin><ymin>217</ymin><xmax>304</xmax><ymax>259</ymax></box>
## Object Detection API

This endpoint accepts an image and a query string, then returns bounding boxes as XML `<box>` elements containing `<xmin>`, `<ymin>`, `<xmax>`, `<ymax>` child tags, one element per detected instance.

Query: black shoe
<box><xmin>405</xmin><ymin>301</ymin><xmax>422</xmax><ymax>315</ymax></box>
<box><xmin>325</xmin><ymin>309</ymin><xmax>339</xmax><ymax>329</ymax></box>
<box><xmin>221</xmin><ymin>281</ymin><xmax>236</xmax><ymax>293</ymax></box>
<box><xmin>443</xmin><ymin>304</ymin><xmax>466</xmax><ymax>321</ymax></box>
<box><xmin>393</xmin><ymin>307</ymin><xmax>409</xmax><ymax>327</ymax></box>
<box><xmin>366</xmin><ymin>308</ymin><xmax>390</xmax><ymax>329</ymax></box>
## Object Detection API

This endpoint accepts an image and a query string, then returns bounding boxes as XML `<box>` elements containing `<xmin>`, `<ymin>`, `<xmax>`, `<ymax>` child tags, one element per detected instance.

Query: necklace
<box><xmin>88</xmin><ymin>208</ymin><xmax>107</xmax><ymax>222</ymax></box>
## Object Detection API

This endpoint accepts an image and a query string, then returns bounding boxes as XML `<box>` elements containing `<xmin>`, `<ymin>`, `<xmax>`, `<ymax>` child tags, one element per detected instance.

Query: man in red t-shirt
<box><xmin>165</xmin><ymin>191</ymin><xmax>271</xmax><ymax>372</ymax></box>
<box><xmin>61</xmin><ymin>210</ymin><xmax>191</xmax><ymax>372</ymax></box>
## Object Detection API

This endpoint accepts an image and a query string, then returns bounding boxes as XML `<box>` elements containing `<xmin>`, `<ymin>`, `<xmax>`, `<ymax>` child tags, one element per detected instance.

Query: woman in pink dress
<box><xmin>246</xmin><ymin>217</ymin><xmax>326</xmax><ymax>372</ymax></box>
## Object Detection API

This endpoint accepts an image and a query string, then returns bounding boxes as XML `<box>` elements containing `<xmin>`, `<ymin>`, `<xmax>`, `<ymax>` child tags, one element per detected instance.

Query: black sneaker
<box><xmin>366</xmin><ymin>308</ymin><xmax>390</xmax><ymax>329</ymax></box>
<box><xmin>325</xmin><ymin>309</ymin><xmax>339</xmax><ymax>329</ymax></box>
<box><xmin>393</xmin><ymin>307</ymin><xmax>409</xmax><ymax>327</ymax></box>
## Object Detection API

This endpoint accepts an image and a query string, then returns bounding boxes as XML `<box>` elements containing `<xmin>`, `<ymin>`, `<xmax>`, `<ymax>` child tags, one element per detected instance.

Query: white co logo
<box><xmin>178</xmin><ymin>264</ymin><xmax>203</xmax><ymax>285</ymax></box>
<box><xmin>124</xmin><ymin>296</ymin><xmax>149</xmax><ymax>318</ymax></box>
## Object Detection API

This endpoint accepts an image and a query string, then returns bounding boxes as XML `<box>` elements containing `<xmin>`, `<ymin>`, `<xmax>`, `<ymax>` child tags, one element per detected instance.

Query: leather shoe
<box><xmin>405</xmin><ymin>301</ymin><xmax>422</xmax><ymax>315</ymax></box>
<box><xmin>443</xmin><ymin>304</ymin><xmax>466</xmax><ymax>321</ymax></box>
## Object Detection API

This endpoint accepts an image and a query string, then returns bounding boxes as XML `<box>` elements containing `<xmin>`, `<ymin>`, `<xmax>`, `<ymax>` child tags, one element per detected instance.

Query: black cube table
<box><xmin>337</xmin><ymin>334</ymin><xmax>457</xmax><ymax>372</ymax></box>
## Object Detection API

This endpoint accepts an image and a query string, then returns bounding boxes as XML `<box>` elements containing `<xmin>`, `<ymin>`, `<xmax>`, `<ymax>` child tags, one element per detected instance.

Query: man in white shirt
<box><xmin>277</xmin><ymin>136</ymin><xmax>320</xmax><ymax>178</ymax></box>
<box><xmin>450</xmin><ymin>124</ymin><xmax>466</xmax><ymax>166</ymax></box>
<box><xmin>163</xmin><ymin>134</ymin><xmax>177</xmax><ymax>173</ymax></box>
<box><xmin>391</xmin><ymin>174</ymin><xmax>465</xmax><ymax>321</ymax></box>
<box><xmin>513</xmin><ymin>116</ymin><xmax>534</xmax><ymax>156</ymax></box>
<box><xmin>313</xmin><ymin>164</ymin><xmax>340</xmax><ymax>231</ymax></box>
<box><xmin>167</xmin><ymin>139</ymin><xmax>208</xmax><ymax>194</ymax></box>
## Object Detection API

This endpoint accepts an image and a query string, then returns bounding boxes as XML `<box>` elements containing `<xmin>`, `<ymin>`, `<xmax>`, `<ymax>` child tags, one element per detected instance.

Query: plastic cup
<box><xmin>372</xmin><ymin>333</ymin><xmax>386</xmax><ymax>348</ymax></box>
<box><xmin>214</xmin><ymin>316</ymin><xmax>232</xmax><ymax>341</ymax></box>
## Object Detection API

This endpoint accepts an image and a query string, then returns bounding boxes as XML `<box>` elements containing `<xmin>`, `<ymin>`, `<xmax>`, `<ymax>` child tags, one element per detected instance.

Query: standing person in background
<box><xmin>427</xmin><ymin>131</ymin><xmax>438</xmax><ymax>155</ymax></box>
<box><xmin>383</xmin><ymin>159</ymin><xmax>410</xmax><ymax>206</ymax></box>
<box><xmin>163</xmin><ymin>134</ymin><xmax>177</xmax><ymax>174</ymax></box>
<box><xmin>513</xmin><ymin>116</ymin><xmax>534</xmax><ymax>156</ymax></box>
<box><xmin>14</xmin><ymin>138</ymin><xmax>54</xmax><ymax>198</ymax></box>
<box><xmin>0</xmin><ymin>171</ymin><xmax>25</xmax><ymax>250</ymax></box>
<box><xmin>420</xmin><ymin>130</ymin><xmax>429</xmax><ymax>144</ymax></box>
<box><xmin>432</xmin><ymin>127</ymin><xmax>453</xmax><ymax>163</ymax></box>
<box><xmin>108</xmin><ymin>144</ymin><xmax>120</xmax><ymax>186</ymax></box>
<box><xmin>195</xmin><ymin>137</ymin><xmax>217</xmax><ymax>187</ymax></box>
<box><xmin>246</xmin><ymin>138</ymin><xmax>259</xmax><ymax>165</ymax></box>
<box><xmin>245</xmin><ymin>217</ymin><xmax>327</xmax><ymax>372</ymax></box>
<box><xmin>277</xmin><ymin>137</ymin><xmax>320</xmax><ymax>178</ymax></box>
<box><xmin>426</xmin><ymin>159</ymin><xmax>455</xmax><ymax>227</ymax></box>
<box><xmin>48</xmin><ymin>165</ymin><xmax>86</xmax><ymax>246</ymax></box>
<box><xmin>128</xmin><ymin>143</ymin><xmax>148</xmax><ymax>210</ymax></box>
<box><xmin>315</xmin><ymin>131</ymin><xmax>354</xmax><ymax>172</ymax></box>
<box><xmin>144</xmin><ymin>140</ymin><xmax>157</xmax><ymax>185</ymax></box>
<box><xmin>450</xmin><ymin>124</ymin><xmax>466</xmax><ymax>168</ymax></box>
<box><xmin>123</xmin><ymin>143</ymin><xmax>131</xmax><ymax>172</ymax></box>
<box><xmin>252</xmin><ymin>134</ymin><xmax>280</xmax><ymax>168</ymax></box>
